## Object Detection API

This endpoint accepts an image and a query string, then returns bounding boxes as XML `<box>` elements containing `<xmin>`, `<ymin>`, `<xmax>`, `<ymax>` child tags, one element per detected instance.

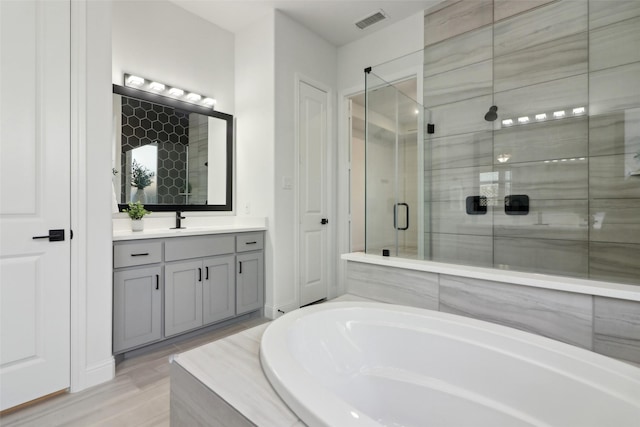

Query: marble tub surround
<box><xmin>113</xmin><ymin>215</ymin><xmax>266</xmax><ymax>241</ymax></box>
<box><xmin>343</xmin><ymin>254</ymin><xmax>640</xmax><ymax>364</ymax></box>
<box><xmin>440</xmin><ymin>275</ymin><xmax>592</xmax><ymax>348</ymax></box>
<box><xmin>172</xmin><ymin>296</ymin><xmax>640</xmax><ymax>426</ymax></box>
<box><xmin>170</xmin><ymin>323</ymin><xmax>303</xmax><ymax>427</ymax></box>
<box><xmin>170</xmin><ymin>294</ymin><xmax>376</xmax><ymax>426</ymax></box>
<box><xmin>422</xmin><ymin>0</ymin><xmax>640</xmax><ymax>285</ymax></box>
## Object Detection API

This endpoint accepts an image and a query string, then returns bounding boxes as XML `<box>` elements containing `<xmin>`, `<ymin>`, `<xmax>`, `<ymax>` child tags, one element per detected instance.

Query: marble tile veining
<box><xmin>589</xmin><ymin>154</ymin><xmax>640</xmax><ymax>199</ymax></box>
<box><xmin>494</xmin><ymin>74</ymin><xmax>588</xmax><ymax>119</ymax></box>
<box><xmin>428</xmin><ymin>131</ymin><xmax>493</xmax><ymax>170</ymax></box>
<box><xmin>494</xmin><ymin>236</ymin><xmax>589</xmax><ymax>278</ymax></box>
<box><xmin>494</xmin><ymin>32</ymin><xmax>587</xmax><ymax>93</ymax></box>
<box><xmin>590</xmin><ymin>199</ymin><xmax>640</xmax><ymax>244</ymax></box>
<box><xmin>424</xmin><ymin>26</ymin><xmax>492</xmax><ymax>78</ymax></box>
<box><xmin>493</xmin><ymin>199</ymin><xmax>588</xmax><ymax>241</ymax></box>
<box><xmin>589</xmin><ymin>109</ymin><xmax>640</xmax><ymax>157</ymax></box>
<box><xmin>174</xmin><ymin>324</ymin><xmax>301</xmax><ymax>427</ymax></box>
<box><xmin>594</xmin><ymin>296</ymin><xmax>640</xmax><ymax>364</ymax></box>
<box><xmin>439</xmin><ymin>275</ymin><xmax>593</xmax><ymax>349</ymax></box>
<box><xmin>431</xmin><ymin>200</ymin><xmax>493</xmax><ymax>236</ymax></box>
<box><xmin>590</xmin><ymin>16</ymin><xmax>640</xmax><ymax>72</ymax></box>
<box><xmin>589</xmin><ymin>242</ymin><xmax>640</xmax><ymax>285</ymax></box>
<box><xmin>494</xmin><ymin>0</ymin><xmax>556</xmax><ymax>22</ymax></box>
<box><xmin>589</xmin><ymin>0</ymin><xmax>640</xmax><ymax>30</ymax></box>
<box><xmin>590</xmin><ymin>62</ymin><xmax>640</xmax><ymax>116</ymax></box>
<box><xmin>424</xmin><ymin>60</ymin><xmax>492</xmax><ymax>108</ymax></box>
<box><xmin>431</xmin><ymin>233</ymin><xmax>494</xmax><ymax>267</ymax></box>
<box><xmin>494</xmin><ymin>159</ymin><xmax>588</xmax><ymax>200</ymax></box>
<box><xmin>494</xmin><ymin>0</ymin><xmax>587</xmax><ymax>57</ymax></box>
<box><xmin>429</xmin><ymin>165</ymin><xmax>494</xmax><ymax>202</ymax></box>
<box><xmin>424</xmin><ymin>0</ymin><xmax>493</xmax><ymax>47</ymax></box>
<box><xmin>430</xmin><ymin>95</ymin><xmax>493</xmax><ymax>137</ymax></box>
<box><xmin>346</xmin><ymin>262</ymin><xmax>439</xmax><ymax>310</ymax></box>
<box><xmin>493</xmin><ymin>117</ymin><xmax>588</xmax><ymax>165</ymax></box>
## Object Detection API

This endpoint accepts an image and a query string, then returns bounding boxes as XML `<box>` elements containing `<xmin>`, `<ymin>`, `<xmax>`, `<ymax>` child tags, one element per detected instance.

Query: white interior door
<box><xmin>298</xmin><ymin>81</ymin><xmax>329</xmax><ymax>306</ymax></box>
<box><xmin>0</xmin><ymin>0</ymin><xmax>71</xmax><ymax>411</ymax></box>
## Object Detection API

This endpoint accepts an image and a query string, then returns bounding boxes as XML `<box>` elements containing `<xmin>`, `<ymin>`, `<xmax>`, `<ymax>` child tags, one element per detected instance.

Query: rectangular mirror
<box><xmin>112</xmin><ymin>84</ymin><xmax>233</xmax><ymax>211</ymax></box>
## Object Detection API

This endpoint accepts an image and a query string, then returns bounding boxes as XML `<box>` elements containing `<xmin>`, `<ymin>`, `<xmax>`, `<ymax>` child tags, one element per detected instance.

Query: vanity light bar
<box><xmin>501</xmin><ymin>107</ymin><xmax>587</xmax><ymax>128</ymax></box>
<box><xmin>123</xmin><ymin>73</ymin><xmax>217</xmax><ymax>109</ymax></box>
<box><xmin>149</xmin><ymin>81</ymin><xmax>165</xmax><ymax>91</ymax></box>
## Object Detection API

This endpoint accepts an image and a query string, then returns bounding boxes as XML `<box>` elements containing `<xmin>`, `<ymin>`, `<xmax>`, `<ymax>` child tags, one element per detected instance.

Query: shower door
<box><xmin>365</xmin><ymin>72</ymin><xmax>428</xmax><ymax>258</ymax></box>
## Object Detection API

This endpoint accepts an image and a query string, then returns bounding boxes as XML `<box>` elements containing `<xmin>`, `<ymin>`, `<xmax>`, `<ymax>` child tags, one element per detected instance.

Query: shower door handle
<box><xmin>394</xmin><ymin>203</ymin><xmax>409</xmax><ymax>231</ymax></box>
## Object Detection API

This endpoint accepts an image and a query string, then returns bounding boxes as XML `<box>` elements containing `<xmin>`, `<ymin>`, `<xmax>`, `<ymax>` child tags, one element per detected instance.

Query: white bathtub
<box><xmin>260</xmin><ymin>301</ymin><xmax>640</xmax><ymax>427</ymax></box>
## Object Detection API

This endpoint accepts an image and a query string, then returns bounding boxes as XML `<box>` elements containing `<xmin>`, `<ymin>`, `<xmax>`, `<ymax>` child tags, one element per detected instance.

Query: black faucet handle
<box><xmin>176</xmin><ymin>211</ymin><xmax>186</xmax><ymax>219</ymax></box>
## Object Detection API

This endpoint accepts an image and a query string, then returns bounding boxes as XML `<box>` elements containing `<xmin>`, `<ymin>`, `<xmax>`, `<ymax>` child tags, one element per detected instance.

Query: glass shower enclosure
<box><xmin>364</xmin><ymin>71</ymin><xmax>430</xmax><ymax>259</ymax></box>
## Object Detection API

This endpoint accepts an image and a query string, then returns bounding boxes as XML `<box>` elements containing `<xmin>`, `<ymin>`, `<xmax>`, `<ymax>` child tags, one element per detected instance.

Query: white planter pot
<box><xmin>131</xmin><ymin>219</ymin><xmax>144</xmax><ymax>232</ymax></box>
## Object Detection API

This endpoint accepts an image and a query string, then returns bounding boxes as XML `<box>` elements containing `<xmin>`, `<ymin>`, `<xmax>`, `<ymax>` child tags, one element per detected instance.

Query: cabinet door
<box><xmin>113</xmin><ymin>266</ymin><xmax>162</xmax><ymax>353</ymax></box>
<box><xmin>236</xmin><ymin>252</ymin><xmax>264</xmax><ymax>315</ymax></box>
<box><xmin>165</xmin><ymin>260</ymin><xmax>203</xmax><ymax>337</ymax></box>
<box><xmin>202</xmin><ymin>255</ymin><xmax>235</xmax><ymax>325</ymax></box>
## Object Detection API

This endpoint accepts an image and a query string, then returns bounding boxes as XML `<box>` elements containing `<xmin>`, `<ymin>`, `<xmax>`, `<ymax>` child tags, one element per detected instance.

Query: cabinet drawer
<box><xmin>165</xmin><ymin>235</ymin><xmax>235</xmax><ymax>262</ymax></box>
<box><xmin>236</xmin><ymin>232</ymin><xmax>264</xmax><ymax>252</ymax></box>
<box><xmin>114</xmin><ymin>241</ymin><xmax>163</xmax><ymax>268</ymax></box>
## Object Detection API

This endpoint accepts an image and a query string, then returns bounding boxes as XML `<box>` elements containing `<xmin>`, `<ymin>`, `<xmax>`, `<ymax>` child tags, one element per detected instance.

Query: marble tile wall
<box><xmin>594</xmin><ymin>296</ymin><xmax>640</xmax><ymax>363</ymax></box>
<box><xmin>346</xmin><ymin>261</ymin><xmax>439</xmax><ymax>309</ymax></box>
<box><xmin>423</xmin><ymin>0</ymin><xmax>640</xmax><ymax>285</ymax></box>
<box><xmin>439</xmin><ymin>275</ymin><xmax>593</xmax><ymax>348</ymax></box>
<box><xmin>345</xmin><ymin>260</ymin><xmax>640</xmax><ymax>364</ymax></box>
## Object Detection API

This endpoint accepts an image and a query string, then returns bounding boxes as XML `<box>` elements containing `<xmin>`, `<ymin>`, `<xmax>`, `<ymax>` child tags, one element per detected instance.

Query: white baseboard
<box><xmin>71</xmin><ymin>357</ymin><xmax>115</xmax><ymax>393</ymax></box>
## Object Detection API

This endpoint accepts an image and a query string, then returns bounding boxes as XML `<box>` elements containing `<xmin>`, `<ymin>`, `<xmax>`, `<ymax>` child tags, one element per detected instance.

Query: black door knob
<box><xmin>32</xmin><ymin>229</ymin><xmax>65</xmax><ymax>242</ymax></box>
<box><xmin>320</xmin><ymin>218</ymin><xmax>329</xmax><ymax>225</ymax></box>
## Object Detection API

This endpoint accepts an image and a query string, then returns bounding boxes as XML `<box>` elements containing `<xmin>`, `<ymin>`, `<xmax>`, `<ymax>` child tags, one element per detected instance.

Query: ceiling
<box><xmin>169</xmin><ymin>0</ymin><xmax>441</xmax><ymax>47</ymax></box>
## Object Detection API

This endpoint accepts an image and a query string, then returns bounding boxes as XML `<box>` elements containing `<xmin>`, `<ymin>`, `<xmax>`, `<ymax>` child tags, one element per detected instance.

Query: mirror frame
<box><xmin>113</xmin><ymin>84</ymin><xmax>233</xmax><ymax>212</ymax></box>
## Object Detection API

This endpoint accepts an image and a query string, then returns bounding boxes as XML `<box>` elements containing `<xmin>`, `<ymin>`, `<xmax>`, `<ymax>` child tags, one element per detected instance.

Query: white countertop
<box><xmin>342</xmin><ymin>252</ymin><xmax>640</xmax><ymax>302</ymax></box>
<box><xmin>113</xmin><ymin>215</ymin><xmax>267</xmax><ymax>241</ymax></box>
<box><xmin>113</xmin><ymin>225</ymin><xmax>266</xmax><ymax>241</ymax></box>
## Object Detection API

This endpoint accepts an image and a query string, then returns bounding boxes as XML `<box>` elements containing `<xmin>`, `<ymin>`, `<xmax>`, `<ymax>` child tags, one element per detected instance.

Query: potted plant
<box><xmin>123</xmin><ymin>201</ymin><xmax>150</xmax><ymax>232</ymax></box>
<box><xmin>130</xmin><ymin>159</ymin><xmax>155</xmax><ymax>203</ymax></box>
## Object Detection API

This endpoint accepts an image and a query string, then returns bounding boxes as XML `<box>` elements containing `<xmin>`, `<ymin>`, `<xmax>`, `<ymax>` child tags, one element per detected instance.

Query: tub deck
<box><xmin>170</xmin><ymin>294</ymin><xmax>369</xmax><ymax>426</ymax></box>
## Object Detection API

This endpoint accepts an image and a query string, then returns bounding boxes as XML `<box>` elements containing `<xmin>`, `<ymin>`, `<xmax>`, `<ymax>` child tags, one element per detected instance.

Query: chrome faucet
<box><xmin>172</xmin><ymin>211</ymin><xmax>186</xmax><ymax>229</ymax></box>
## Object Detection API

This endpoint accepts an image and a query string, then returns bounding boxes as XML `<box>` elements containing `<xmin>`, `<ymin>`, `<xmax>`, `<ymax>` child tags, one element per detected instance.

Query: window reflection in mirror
<box><xmin>126</xmin><ymin>144</ymin><xmax>158</xmax><ymax>204</ymax></box>
<box><xmin>112</xmin><ymin>85</ymin><xmax>233</xmax><ymax>212</ymax></box>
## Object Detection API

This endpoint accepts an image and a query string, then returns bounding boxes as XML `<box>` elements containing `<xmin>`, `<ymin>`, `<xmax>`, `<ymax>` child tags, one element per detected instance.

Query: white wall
<box><xmin>112</xmin><ymin>0</ymin><xmax>235</xmax><ymax>113</ymax></box>
<box><xmin>234</xmin><ymin>10</ymin><xmax>276</xmax><ymax>315</ymax></box>
<box><xmin>337</xmin><ymin>11</ymin><xmax>425</xmax><ymax>94</ymax></box>
<box><xmin>272</xmin><ymin>11</ymin><xmax>338</xmax><ymax>313</ymax></box>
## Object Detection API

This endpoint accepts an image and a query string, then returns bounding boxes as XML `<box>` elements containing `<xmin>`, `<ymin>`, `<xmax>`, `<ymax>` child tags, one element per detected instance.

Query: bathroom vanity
<box><xmin>112</xmin><ymin>228</ymin><xmax>264</xmax><ymax>355</ymax></box>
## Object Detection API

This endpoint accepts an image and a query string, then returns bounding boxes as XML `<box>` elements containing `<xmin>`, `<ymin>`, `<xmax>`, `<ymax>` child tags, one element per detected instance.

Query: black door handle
<box><xmin>393</xmin><ymin>203</ymin><xmax>409</xmax><ymax>231</ymax></box>
<box><xmin>156</xmin><ymin>274</ymin><xmax>159</xmax><ymax>290</ymax></box>
<box><xmin>198</xmin><ymin>268</ymin><xmax>202</xmax><ymax>282</ymax></box>
<box><xmin>32</xmin><ymin>229</ymin><xmax>65</xmax><ymax>242</ymax></box>
<box><xmin>205</xmin><ymin>267</ymin><xmax>209</xmax><ymax>280</ymax></box>
<box><xmin>321</xmin><ymin>218</ymin><xmax>329</xmax><ymax>225</ymax></box>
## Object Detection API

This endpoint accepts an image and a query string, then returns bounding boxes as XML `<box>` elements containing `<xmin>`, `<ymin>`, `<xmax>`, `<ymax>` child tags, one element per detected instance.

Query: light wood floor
<box><xmin>0</xmin><ymin>317</ymin><xmax>269</xmax><ymax>427</ymax></box>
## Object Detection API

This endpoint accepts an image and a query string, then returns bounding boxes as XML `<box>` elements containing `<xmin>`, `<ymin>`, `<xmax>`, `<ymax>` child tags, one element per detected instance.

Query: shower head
<box><xmin>484</xmin><ymin>105</ymin><xmax>498</xmax><ymax>122</ymax></box>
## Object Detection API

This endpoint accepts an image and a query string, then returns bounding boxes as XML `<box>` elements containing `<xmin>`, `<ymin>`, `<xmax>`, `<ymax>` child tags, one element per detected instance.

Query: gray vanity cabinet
<box><xmin>113</xmin><ymin>266</ymin><xmax>162</xmax><ymax>353</ymax></box>
<box><xmin>202</xmin><ymin>255</ymin><xmax>235</xmax><ymax>325</ymax></box>
<box><xmin>164</xmin><ymin>235</ymin><xmax>236</xmax><ymax>337</ymax></box>
<box><xmin>236</xmin><ymin>233</ymin><xmax>264</xmax><ymax>315</ymax></box>
<box><xmin>113</xmin><ymin>231</ymin><xmax>264</xmax><ymax>354</ymax></box>
<box><xmin>164</xmin><ymin>255</ymin><xmax>235</xmax><ymax>337</ymax></box>
<box><xmin>164</xmin><ymin>259</ymin><xmax>204</xmax><ymax>337</ymax></box>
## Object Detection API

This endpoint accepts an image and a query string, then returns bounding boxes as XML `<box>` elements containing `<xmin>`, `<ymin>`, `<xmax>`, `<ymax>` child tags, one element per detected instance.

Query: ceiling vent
<box><xmin>355</xmin><ymin>9</ymin><xmax>388</xmax><ymax>30</ymax></box>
